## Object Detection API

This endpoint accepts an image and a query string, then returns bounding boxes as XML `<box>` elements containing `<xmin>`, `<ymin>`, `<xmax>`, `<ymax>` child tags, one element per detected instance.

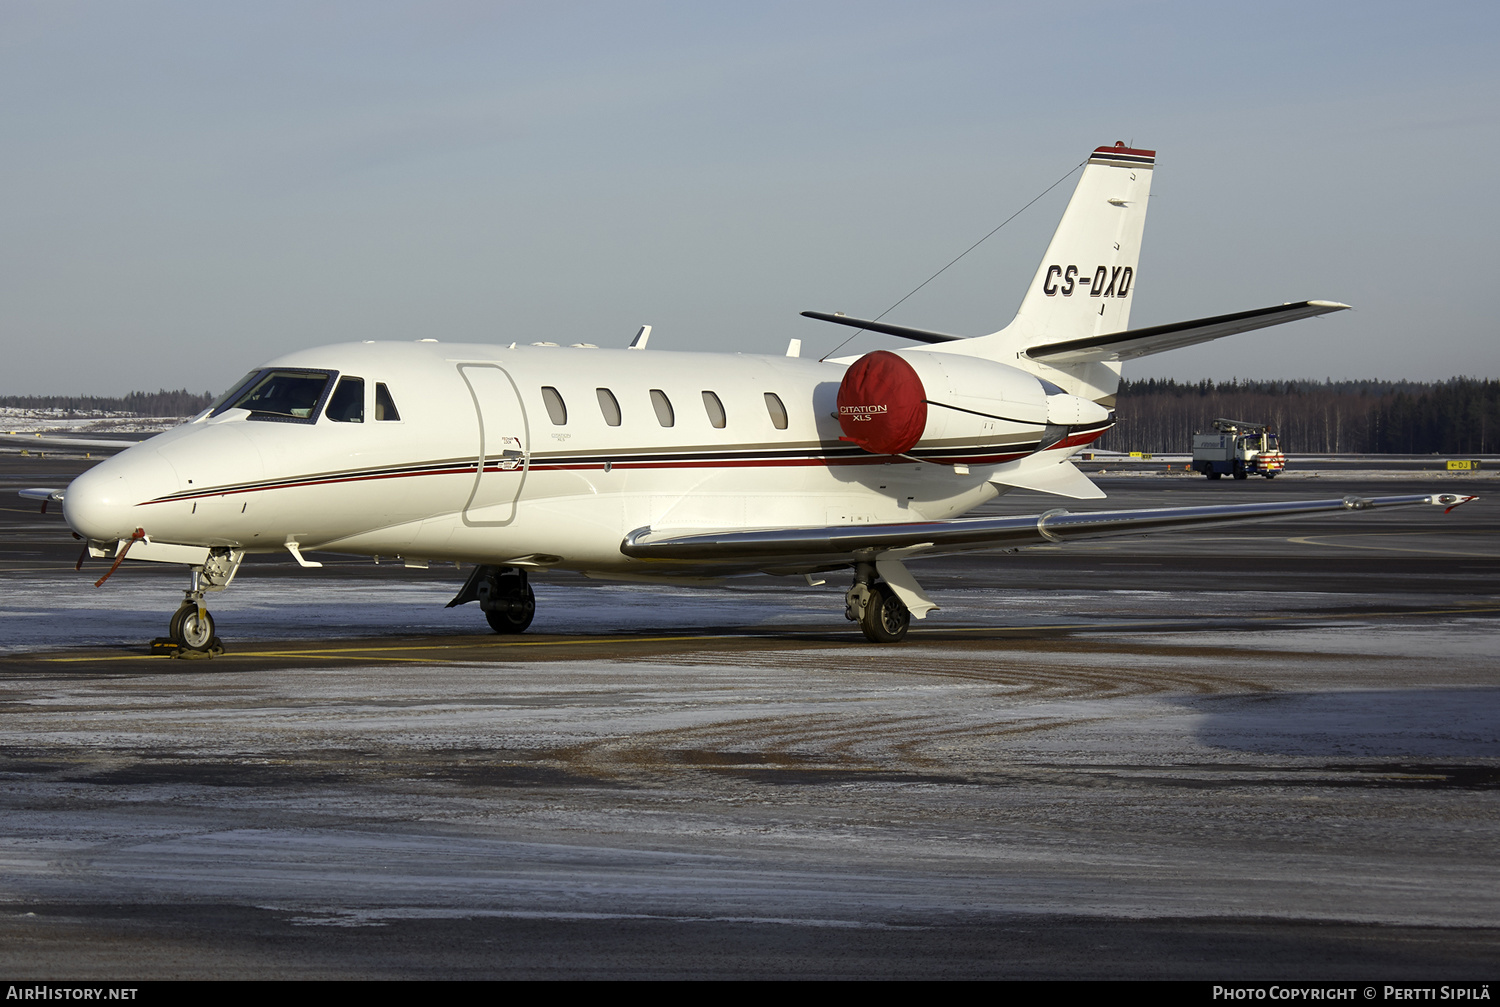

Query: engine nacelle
<box><xmin>836</xmin><ymin>350</ymin><xmax>1107</xmax><ymax>457</ymax></box>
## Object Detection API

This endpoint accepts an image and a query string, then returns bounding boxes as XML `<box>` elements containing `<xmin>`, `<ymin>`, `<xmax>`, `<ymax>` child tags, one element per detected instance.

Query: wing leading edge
<box><xmin>622</xmin><ymin>493</ymin><xmax>1474</xmax><ymax>569</ymax></box>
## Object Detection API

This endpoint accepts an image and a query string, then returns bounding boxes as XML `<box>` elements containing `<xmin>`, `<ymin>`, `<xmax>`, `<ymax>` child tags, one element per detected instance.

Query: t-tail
<box><xmin>805</xmin><ymin>142</ymin><xmax>1348</xmax><ymax>406</ymax></box>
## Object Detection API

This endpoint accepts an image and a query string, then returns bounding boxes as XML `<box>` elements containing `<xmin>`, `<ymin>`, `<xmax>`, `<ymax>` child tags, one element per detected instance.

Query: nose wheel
<box><xmin>168</xmin><ymin>603</ymin><xmax>217</xmax><ymax>651</ymax></box>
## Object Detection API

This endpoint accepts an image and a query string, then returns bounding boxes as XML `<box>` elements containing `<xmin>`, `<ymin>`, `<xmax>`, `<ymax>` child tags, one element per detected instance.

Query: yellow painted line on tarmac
<box><xmin>41</xmin><ymin>632</ymin><xmax>745</xmax><ymax>663</ymax></box>
<box><xmin>36</xmin><ymin>603</ymin><xmax>1500</xmax><ymax>664</ymax></box>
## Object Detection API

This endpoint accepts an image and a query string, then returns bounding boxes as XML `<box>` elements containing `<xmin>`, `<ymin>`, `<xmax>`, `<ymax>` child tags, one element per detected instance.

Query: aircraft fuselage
<box><xmin>63</xmin><ymin>340</ymin><xmax>1106</xmax><ymax>579</ymax></box>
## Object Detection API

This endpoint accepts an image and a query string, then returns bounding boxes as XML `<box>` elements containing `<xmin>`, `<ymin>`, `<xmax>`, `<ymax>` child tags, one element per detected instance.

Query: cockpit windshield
<box><xmin>204</xmin><ymin>371</ymin><xmax>262</xmax><ymax>417</ymax></box>
<box><xmin>214</xmin><ymin>369</ymin><xmax>336</xmax><ymax>423</ymax></box>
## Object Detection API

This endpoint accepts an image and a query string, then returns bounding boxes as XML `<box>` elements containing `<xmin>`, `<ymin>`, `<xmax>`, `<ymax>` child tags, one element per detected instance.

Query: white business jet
<box><xmin>23</xmin><ymin>143</ymin><xmax>1473</xmax><ymax>648</ymax></box>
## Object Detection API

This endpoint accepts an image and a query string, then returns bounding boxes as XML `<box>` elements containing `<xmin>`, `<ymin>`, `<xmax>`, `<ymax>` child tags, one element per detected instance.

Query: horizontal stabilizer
<box><xmin>988</xmin><ymin>460</ymin><xmax>1105</xmax><ymax>499</ymax></box>
<box><xmin>800</xmin><ymin>311</ymin><xmax>963</xmax><ymax>344</ymax></box>
<box><xmin>1026</xmin><ymin>301</ymin><xmax>1351</xmax><ymax>364</ymax></box>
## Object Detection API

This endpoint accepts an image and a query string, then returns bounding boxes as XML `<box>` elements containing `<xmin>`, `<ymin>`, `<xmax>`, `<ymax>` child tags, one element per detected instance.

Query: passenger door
<box><xmin>457</xmin><ymin>364</ymin><xmax>529</xmax><ymax>525</ymax></box>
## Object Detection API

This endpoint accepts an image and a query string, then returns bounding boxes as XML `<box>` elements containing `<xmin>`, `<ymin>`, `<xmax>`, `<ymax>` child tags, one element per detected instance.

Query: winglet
<box><xmin>628</xmin><ymin>325</ymin><xmax>652</xmax><ymax>350</ymax></box>
<box><xmin>1434</xmin><ymin>493</ymin><xmax>1478</xmax><ymax>514</ymax></box>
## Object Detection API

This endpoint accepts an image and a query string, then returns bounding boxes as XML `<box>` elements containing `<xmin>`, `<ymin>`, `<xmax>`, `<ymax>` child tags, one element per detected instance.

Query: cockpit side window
<box><xmin>375</xmin><ymin>382</ymin><xmax>401</xmax><ymax>422</ymax></box>
<box><xmin>223</xmin><ymin>369</ymin><xmax>336</xmax><ymax>423</ymax></box>
<box><xmin>326</xmin><ymin>377</ymin><xmax>365</xmax><ymax>422</ymax></box>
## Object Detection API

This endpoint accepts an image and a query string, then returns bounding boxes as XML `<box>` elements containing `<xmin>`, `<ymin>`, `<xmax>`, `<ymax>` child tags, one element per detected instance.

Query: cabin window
<box><xmin>596</xmin><ymin>388</ymin><xmax>622</xmax><ymax>427</ymax></box>
<box><xmin>375</xmin><ymin>383</ymin><xmax>401</xmax><ymax>421</ymax></box>
<box><xmin>763</xmin><ymin>392</ymin><xmax>788</xmax><ymax>430</ymax></box>
<box><xmin>650</xmin><ymin>389</ymin><xmax>674</xmax><ymax>427</ymax></box>
<box><xmin>701</xmin><ymin>391</ymin><xmax>726</xmax><ymax>429</ymax></box>
<box><xmin>326</xmin><ymin>377</ymin><xmax>365</xmax><ymax>422</ymax></box>
<box><xmin>541</xmin><ymin>386</ymin><xmax>567</xmax><ymax>425</ymax></box>
<box><xmin>223</xmin><ymin>369</ymin><xmax>335</xmax><ymax>423</ymax></box>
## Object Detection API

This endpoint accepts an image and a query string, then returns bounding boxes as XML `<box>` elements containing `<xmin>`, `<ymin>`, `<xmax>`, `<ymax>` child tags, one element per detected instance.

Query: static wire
<box><xmin>818</xmin><ymin>158</ymin><xmax>1088</xmax><ymax>362</ymax></box>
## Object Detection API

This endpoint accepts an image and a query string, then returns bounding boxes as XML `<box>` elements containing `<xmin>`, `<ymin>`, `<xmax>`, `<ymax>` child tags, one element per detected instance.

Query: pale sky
<box><xmin>3</xmin><ymin>1</ymin><xmax>1497</xmax><ymax>395</ymax></box>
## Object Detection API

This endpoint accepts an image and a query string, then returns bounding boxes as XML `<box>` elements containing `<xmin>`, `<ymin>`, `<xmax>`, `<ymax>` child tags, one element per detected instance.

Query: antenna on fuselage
<box><xmin>628</xmin><ymin>325</ymin><xmax>651</xmax><ymax>349</ymax></box>
<box><xmin>786</xmin><ymin>338</ymin><xmax>801</xmax><ymax>358</ymax></box>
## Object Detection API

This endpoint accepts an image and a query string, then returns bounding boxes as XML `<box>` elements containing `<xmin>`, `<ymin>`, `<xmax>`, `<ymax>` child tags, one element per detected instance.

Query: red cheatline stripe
<box><xmin>139</xmin><ymin>464</ymin><xmax>480</xmax><ymax>504</ymax></box>
<box><xmin>140</xmin><ymin>431</ymin><xmax>1109</xmax><ymax>505</ymax></box>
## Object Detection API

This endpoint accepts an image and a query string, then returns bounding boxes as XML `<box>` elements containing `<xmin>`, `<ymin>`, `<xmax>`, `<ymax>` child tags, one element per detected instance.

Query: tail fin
<box><xmin>929</xmin><ymin>143</ymin><xmax>1154</xmax><ymax>401</ymax></box>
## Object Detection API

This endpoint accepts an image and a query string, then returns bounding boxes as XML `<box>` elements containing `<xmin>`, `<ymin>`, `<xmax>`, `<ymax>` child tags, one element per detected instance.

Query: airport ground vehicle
<box><xmin>1193</xmin><ymin>419</ymin><xmax>1286</xmax><ymax>480</ymax></box>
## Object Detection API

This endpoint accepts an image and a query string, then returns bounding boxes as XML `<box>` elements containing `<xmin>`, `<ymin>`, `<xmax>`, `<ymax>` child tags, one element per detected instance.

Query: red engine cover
<box><xmin>836</xmin><ymin>350</ymin><xmax>928</xmax><ymax>455</ymax></box>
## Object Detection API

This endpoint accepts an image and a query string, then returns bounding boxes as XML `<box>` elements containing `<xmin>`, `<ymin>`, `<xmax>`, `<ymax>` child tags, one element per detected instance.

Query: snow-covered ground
<box><xmin>0</xmin><ymin>405</ymin><xmax>185</xmax><ymax>436</ymax></box>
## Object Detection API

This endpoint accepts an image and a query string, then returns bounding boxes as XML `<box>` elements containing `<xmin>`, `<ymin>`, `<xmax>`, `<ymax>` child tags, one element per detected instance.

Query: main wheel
<box><xmin>1264</xmin><ymin>471</ymin><xmax>1277</xmax><ymax>479</ymax></box>
<box><xmin>485</xmin><ymin>583</ymin><xmax>536</xmax><ymax>634</ymax></box>
<box><xmin>858</xmin><ymin>583</ymin><xmax>910</xmax><ymax>643</ymax></box>
<box><xmin>171</xmin><ymin>605</ymin><xmax>215</xmax><ymax>651</ymax></box>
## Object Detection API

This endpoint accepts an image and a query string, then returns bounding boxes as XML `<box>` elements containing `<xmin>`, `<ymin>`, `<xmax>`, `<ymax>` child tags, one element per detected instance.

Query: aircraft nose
<box><xmin>63</xmin><ymin>450</ymin><xmax>180</xmax><ymax>542</ymax></box>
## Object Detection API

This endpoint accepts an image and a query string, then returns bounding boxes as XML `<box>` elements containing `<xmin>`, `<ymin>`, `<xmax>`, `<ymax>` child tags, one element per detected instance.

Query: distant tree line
<box><xmin>1095</xmin><ymin>377</ymin><xmax>1500</xmax><ymax>455</ymax></box>
<box><xmin>0</xmin><ymin>389</ymin><xmax>215</xmax><ymax>417</ymax></box>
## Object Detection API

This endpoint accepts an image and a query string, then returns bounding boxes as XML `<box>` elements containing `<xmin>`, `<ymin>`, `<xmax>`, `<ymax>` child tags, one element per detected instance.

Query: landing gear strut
<box><xmin>447</xmin><ymin>565</ymin><xmax>536</xmax><ymax>634</ymax></box>
<box><xmin>166</xmin><ymin>549</ymin><xmax>239</xmax><ymax>652</ymax></box>
<box><xmin>845</xmin><ymin>562</ymin><xmax>911</xmax><ymax>643</ymax></box>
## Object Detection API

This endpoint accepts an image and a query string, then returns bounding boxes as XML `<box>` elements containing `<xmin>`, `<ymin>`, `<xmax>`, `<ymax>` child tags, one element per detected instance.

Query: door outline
<box><xmin>458</xmin><ymin>363</ymin><xmax>530</xmax><ymax>527</ymax></box>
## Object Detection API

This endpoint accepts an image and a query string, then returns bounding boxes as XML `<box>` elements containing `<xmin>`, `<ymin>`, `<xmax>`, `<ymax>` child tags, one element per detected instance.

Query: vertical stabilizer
<box><xmin>928</xmin><ymin>143</ymin><xmax>1154</xmax><ymax>401</ymax></box>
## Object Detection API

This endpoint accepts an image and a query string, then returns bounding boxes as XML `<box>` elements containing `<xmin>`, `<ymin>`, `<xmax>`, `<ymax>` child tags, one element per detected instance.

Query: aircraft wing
<box><xmin>621</xmin><ymin>492</ymin><xmax>1473</xmax><ymax>569</ymax></box>
<box><xmin>1024</xmin><ymin>301</ymin><xmax>1351</xmax><ymax>364</ymax></box>
<box><xmin>0</xmin><ymin>432</ymin><xmax>140</xmax><ymax>452</ymax></box>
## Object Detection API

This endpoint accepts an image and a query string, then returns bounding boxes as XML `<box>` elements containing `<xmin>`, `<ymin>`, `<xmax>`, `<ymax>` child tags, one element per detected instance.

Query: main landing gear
<box><xmin>845</xmin><ymin>562</ymin><xmax>911</xmax><ymax>643</ymax></box>
<box><xmin>447</xmin><ymin>565</ymin><xmax>536</xmax><ymax>634</ymax></box>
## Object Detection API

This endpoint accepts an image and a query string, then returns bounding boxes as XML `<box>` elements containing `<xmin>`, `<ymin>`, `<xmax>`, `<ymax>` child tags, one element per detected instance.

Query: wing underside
<box><xmin>621</xmin><ymin>493</ymin><xmax>1473</xmax><ymax>573</ymax></box>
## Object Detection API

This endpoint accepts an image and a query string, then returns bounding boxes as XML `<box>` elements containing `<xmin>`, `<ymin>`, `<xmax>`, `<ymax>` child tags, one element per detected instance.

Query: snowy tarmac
<box><xmin>1</xmin><ymin>457</ymin><xmax>1497</xmax><ymax>978</ymax></box>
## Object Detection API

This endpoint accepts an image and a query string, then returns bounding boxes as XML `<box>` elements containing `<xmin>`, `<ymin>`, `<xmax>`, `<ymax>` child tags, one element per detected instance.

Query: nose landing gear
<box><xmin>159</xmin><ymin>548</ymin><xmax>240</xmax><ymax>654</ymax></box>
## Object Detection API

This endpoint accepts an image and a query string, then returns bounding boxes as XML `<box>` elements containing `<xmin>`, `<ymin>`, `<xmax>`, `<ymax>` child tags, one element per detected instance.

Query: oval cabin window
<box><xmin>541</xmin><ymin>386</ymin><xmax>567</xmax><ymax>425</ymax></box>
<box><xmin>596</xmin><ymin>388</ymin><xmax>622</xmax><ymax>427</ymax></box>
<box><xmin>763</xmin><ymin>392</ymin><xmax>788</xmax><ymax>430</ymax></box>
<box><xmin>701</xmin><ymin>391</ymin><xmax>726</xmax><ymax>429</ymax></box>
<box><xmin>650</xmin><ymin>389</ymin><xmax>674</xmax><ymax>427</ymax></box>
